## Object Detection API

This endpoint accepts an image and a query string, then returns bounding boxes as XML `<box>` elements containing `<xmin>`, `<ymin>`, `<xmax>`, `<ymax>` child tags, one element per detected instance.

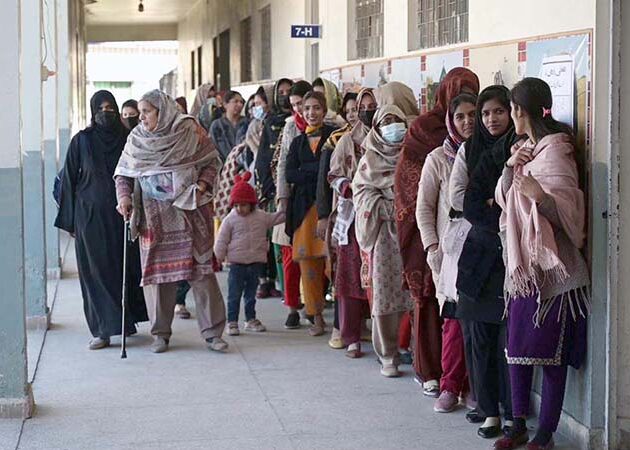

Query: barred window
<box><xmin>240</xmin><ymin>17</ymin><xmax>252</xmax><ymax>83</ymax></box>
<box><xmin>348</xmin><ymin>0</ymin><xmax>383</xmax><ymax>60</ymax></box>
<box><xmin>260</xmin><ymin>5</ymin><xmax>272</xmax><ymax>79</ymax></box>
<box><xmin>409</xmin><ymin>0</ymin><xmax>468</xmax><ymax>50</ymax></box>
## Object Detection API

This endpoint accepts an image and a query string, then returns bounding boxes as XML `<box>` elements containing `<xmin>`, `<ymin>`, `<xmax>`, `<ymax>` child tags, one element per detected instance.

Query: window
<box><xmin>349</xmin><ymin>0</ymin><xmax>383</xmax><ymax>60</ymax></box>
<box><xmin>197</xmin><ymin>46</ymin><xmax>203</xmax><ymax>86</ymax></box>
<box><xmin>240</xmin><ymin>17</ymin><xmax>252</xmax><ymax>83</ymax></box>
<box><xmin>409</xmin><ymin>0</ymin><xmax>468</xmax><ymax>50</ymax></box>
<box><xmin>260</xmin><ymin>5</ymin><xmax>272</xmax><ymax>79</ymax></box>
<box><xmin>190</xmin><ymin>50</ymin><xmax>195</xmax><ymax>88</ymax></box>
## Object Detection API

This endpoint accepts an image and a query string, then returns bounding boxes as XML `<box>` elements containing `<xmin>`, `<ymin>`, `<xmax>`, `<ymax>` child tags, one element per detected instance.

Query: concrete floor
<box><xmin>3</xmin><ymin>248</ymin><xmax>575</xmax><ymax>450</ymax></box>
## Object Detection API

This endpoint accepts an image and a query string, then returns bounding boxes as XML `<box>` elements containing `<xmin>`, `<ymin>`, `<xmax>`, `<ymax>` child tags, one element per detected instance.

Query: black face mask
<box><xmin>122</xmin><ymin>116</ymin><xmax>139</xmax><ymax>130</ymax></box>
<box><xmin>277</xmin><ymin>95</ymin><xmax>290</xmax><ymax>111</ymax></box>
<box><xmin>358</xmin><ymin>109</ymin><xmax>376</xmax><ymax>128</ymax></box>
<box><xmin>95</xmin><ymin>111</ymin><xmax>118</xmax><ymax>129</ymax></box>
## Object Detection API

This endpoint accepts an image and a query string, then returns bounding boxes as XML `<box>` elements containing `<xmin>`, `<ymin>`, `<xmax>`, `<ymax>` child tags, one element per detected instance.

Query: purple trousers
<box><xmin>509</xmin><ymin>364</ymin><xmax>568</xmax><ymax>432</ymax></box>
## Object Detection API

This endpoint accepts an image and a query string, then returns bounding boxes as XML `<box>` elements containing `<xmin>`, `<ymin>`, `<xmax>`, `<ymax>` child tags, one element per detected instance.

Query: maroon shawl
<box><xmin>394</xmin><ymin>68</ymin><xmax>480</xmax><ymax>304</ymax></box>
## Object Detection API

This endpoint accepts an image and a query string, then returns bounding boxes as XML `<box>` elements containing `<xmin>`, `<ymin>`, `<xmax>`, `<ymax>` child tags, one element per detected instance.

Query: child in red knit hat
<box><xmin>214</xmin><ymin>172</ymin><xmax>285</xmax><ymax>335</ymax></box>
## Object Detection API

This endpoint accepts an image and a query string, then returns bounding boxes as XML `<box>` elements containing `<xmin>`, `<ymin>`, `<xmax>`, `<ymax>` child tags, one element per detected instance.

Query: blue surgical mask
<box><xmin>252</xmin><ymin>105</ymin><xmax>265</xmax><ymax>120</ymax></box>
<box><xmin>380</xmin><ymin>122</ymin><xmax>407</xmax><ymax>143</ymax></box>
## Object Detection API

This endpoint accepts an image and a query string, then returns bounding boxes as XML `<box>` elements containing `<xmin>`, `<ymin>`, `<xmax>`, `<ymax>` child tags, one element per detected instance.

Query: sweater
<box><xmin>214</xmin><ymin>209</ymin><xmax>285</xmax><ymax>265</ymax></box>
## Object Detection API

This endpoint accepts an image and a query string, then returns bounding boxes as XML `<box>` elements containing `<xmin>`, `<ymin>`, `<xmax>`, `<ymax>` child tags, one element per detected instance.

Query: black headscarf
<box><xmin>464</xmin><ymin>85</ymin><xmax>513</xmax><ymax>174</ymax></box>
<box><xmin>88</xmin><ymin>90</ymin><xmax>129</xmax><ymax>171</ymax></box>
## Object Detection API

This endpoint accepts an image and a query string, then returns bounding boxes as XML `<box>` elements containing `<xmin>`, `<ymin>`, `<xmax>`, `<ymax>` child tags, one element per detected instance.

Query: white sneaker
<box><xmin>226</xmin><ymin>322</ymin><xmax>240</xmax><ymax>336</ymax></box>
<box><xmin>244</xmin><ymin>319</ymin><xmax>267</xmax><ymax>332</ymax></box>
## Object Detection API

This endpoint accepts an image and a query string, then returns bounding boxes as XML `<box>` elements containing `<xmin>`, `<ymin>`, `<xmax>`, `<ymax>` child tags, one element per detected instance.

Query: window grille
<box><xmin>412</xmin><ymin>0</ymin><xmax>468</xmax><ymax>50</ymax></box>
<box><xmin>352</xmin><ymin>0</ymin><xmax>383</xmax><ymax>60</ymax></box>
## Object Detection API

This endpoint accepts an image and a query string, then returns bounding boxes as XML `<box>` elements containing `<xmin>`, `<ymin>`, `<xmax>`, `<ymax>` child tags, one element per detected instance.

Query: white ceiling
<box><xmin>85</xmin><ymin>0</ymin><xmax>200</xmax><ymax>25</ymax></box>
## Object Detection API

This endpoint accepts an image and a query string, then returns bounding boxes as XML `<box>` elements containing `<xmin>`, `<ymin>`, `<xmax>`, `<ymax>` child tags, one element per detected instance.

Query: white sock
<box><xmin>504</xmin><ymin>420</ymin><xmax>514</xmax><ymax>428</ymax></box>
<box><xmin>482</xmin><ymin>417</ymin><xmax>500</xmax><ymax>428</ymax></box>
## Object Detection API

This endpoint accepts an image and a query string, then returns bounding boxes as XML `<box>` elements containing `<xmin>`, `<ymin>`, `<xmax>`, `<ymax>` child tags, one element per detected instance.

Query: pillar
<box><xmin>56</xmin><ymin>0</ymin><xmax>71</xmax><ymax>165</ymax></box>
<box><xmin>22</xmin><ymin>0</ymin><xmax>49</xmax><ymax>329</ymax></box>
<box><xmin>44</xmin><ymin>0</ymin><xmax>60</xmax><ymax>280</ymax></box>
<box><xmin>0</xmin><ymin>0</ymin><xmax>34</xmax><ymax>419</ymax></box>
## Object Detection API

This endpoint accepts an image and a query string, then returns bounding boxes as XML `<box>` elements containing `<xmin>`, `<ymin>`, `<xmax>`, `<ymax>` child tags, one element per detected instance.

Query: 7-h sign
<box><xmin>291</xmin><ymin>25</ymin><xmax>322</xmax><ymax>38</ymax></box>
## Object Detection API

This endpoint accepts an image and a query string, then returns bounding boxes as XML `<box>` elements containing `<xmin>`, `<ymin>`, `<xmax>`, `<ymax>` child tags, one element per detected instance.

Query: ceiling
<box><xmin>85</xmin><ymin>0</ymin><xmax>200</xmax><ymax>25</ymax></box>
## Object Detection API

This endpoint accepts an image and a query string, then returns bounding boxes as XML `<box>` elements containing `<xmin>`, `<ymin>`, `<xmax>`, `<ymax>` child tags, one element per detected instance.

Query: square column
<box><xmin>0</xmin><ymin>0</ymin><xmax>34</xmax><ymax>419</ymax></box>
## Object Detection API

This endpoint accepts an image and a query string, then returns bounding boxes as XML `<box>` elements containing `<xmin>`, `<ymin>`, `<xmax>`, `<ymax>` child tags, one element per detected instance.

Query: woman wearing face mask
<box><xmin>315</xmin><ymin>91</ymin><xmax>358</xmax><ymax>349</ymax></box>
<box><xmin>121</xmin><ymin>99</ymin><xmax>140</xmax><ymax>130</ymax></box>
<box><xmin>191</xmin><ymin>83</ymin><xmax>217</xmax><ymax>132</ymax></box>
<box><xmin>273</xmin><ymin>80</ymin><xmax>311</xmax><ymax>329</ymax></box>
<box><xmin>285</xmin><ymin>91</ymin><xmax>336</xmax><ymax>337</ymax></box>
<box><xmin>395</xmin><ymin>67</ymin><xmax>480</xmax><ymax>397</ymax></box>
<box><xmin>493</xmin><ymin>78</ymin><xmax>589</xmax><ymax>450</ymax></box>
<box><xmin>55</xmin><ymin>90</ymin><xmax>148</xmax><ymax>350</ymax></box>
<box><xmin>416</xmin><ymin>93</ymin><xmax>476</xmax><ymax>414</ymax></box>
<box><xmin>114</xmin><ymin>90</ymin><xmax>228</xmax><ymax>354</ymax></box>
<box><xmin>353</xmin><ymin>105</ymin><xmax>413</xmax><ymax>378</ymax></box>
<box><xmin>327</xmin><ymin>88</ymin><xmax>376</xmax><ymax>357</ymax></box>
<box><xmin>454</xmin><ymin>86</ymin><xmax>513</xmax><ymax>438</ymax></box>
<box><xmin>210</xmin><ymin>90</ymin><xmax>249</xmax><ymax>161</ymax></box>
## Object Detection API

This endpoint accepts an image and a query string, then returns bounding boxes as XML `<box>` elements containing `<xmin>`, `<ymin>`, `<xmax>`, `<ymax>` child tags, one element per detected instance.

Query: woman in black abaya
<box><xmin>55</xmin><ymin>90</ymin><xmax>148</xmax><ymax>350</ymax></box>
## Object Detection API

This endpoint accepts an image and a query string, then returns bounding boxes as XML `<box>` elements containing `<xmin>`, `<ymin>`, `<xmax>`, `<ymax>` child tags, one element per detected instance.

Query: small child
<box><xmin>214</xmin><ymin>172</ymin><xmax>285</xmax><ymax>336</ymax></box>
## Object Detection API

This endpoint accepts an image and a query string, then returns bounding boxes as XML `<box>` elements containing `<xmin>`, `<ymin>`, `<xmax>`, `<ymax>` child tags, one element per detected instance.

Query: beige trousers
<box><xmin>143</xmin><ymin>275</ymin><xmax>226</xmax><ymax>341</ymax></box>
<box><xmin>372</xmin><ymin>311</ymin><xmax>404</xmax><ymax>366</ymax></box>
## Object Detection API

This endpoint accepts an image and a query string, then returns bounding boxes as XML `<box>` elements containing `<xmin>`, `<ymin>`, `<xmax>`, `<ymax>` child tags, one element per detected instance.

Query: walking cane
<box><xmin>121</xmin><ymin>220</ymin><xmax>130</xmax><ymax>359</ymax></box>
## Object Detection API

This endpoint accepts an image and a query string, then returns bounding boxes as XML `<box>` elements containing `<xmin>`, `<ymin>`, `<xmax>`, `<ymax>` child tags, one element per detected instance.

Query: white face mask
<box><xmin>252</xmin><ymin>105</ymin><xmax>265</xmax><ymax>120</ymax></box>
<box><xmin>380</xmin><ymin>122</ymin><xmax>407</xmax><ymax>143</ymax></box>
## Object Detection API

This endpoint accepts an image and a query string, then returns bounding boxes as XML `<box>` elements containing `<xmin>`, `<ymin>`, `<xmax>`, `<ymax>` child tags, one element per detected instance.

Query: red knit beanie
<box><xmin>230</xmin><ymin>172</ymin><xmax>257</xmax><ymax>207</ymax></box>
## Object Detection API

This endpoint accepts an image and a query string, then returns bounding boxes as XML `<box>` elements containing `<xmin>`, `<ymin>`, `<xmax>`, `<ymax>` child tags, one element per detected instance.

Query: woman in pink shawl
<box><xmin>115</xmin><ymin>90</ymin><xmax>228</xmax><ymax>355</ymax></box>
<box><xmin>353</xmin><ymin>105</ymin><xmax>414</xmax><ymax>378</ymax></box>
<box><xmin>493</xmin><ymin>78</ymin><xmax>590</xmax><ymax>450</ymax></box>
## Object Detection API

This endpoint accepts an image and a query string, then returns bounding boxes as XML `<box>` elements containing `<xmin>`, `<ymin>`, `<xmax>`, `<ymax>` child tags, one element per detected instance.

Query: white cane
<box><xmin>121</xmin><ymin>220</ymin><xmax>129</xmax><ymax>359</ymax></box>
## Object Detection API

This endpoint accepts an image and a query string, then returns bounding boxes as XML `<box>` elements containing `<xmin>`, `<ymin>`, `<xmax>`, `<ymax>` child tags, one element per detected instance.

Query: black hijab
<box><xmin>87</xmin><ymin>90</ymin><xmax>129</xmax><ymax>172</ymax></box>
<box><xmin>465</xmin><ymin>85</ymin><xmax>513</xmax><ymax>174</ymax></box>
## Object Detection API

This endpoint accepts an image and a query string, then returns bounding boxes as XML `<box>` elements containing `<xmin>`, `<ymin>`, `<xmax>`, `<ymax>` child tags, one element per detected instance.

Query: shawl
<box><xmin>375</xmin><ymin>81</ymin><xmax>420</xmax><ymax>122</ymax></box>
<box><xmin>495</xmin><ymin>133</ymin><xmax>585</xmax><ymax>301</ymax></box>
<box><xmin>443</xmin><ymin>108</ymin><xmax>466</xmax><ymax>163</ymax></box>
<box><xmin>114</xmin><ymin>90</ymin><xmax>219</xmax><ymax>210</ymax></box>
<box><xmin>394</xmin><ymin>67</ymin><xmax>479</xmax><ymax>302</ymax></box>
<box><xmin>190</xmin><ymin>83</ymin><xmax>214</xmax><ymax>117</ymax></box>
<box><xmin>353</xmin><ymin>105</ymin><xmax>407</xmax><ymax>253</ymax></box>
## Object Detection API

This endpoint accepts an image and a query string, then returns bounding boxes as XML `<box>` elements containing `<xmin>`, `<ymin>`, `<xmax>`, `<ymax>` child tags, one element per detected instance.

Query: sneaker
<box><xmin>244</xmin><ymin>319</ymin><xmax>267</xmax><ymax>332</ymax></box>
<box><xmin>423</xmin><ymin>379</ymin><xmax>440</xmax><ymax>397</ymax></box>
<box><xmin>174</xmin><ymin>304</ymin><xmax>191</xmax><ymax>319</ymax></box>
<box><xmin>206</xmin><ymin>337</ymin><xmax>228</xmax><ymax>352</ymax></box>
<box><xmin>88</xmin><ymin>337</ymin><xmax>110</xmax><ymax>350</ymax></box>
<box><xmin>434</xmin><ymin>391</ymin><xmax>459</xmax><ymax>413</ymax></box>
<box><xmin>150</xmin><ymin>337</ymin><xmax>169</xmax><ymax>353</ymax></box>
<box><xmin>380</xmin><ymin>364</ymin><xmax>401</xmax><ymax>378</ymax></box>
<box><xmin>226</xmin><ymin>322</ymin><xmax>240</xmax><ymax>336</ymax></box>
<box><xmin>284</xmin><ymin>312</ymin><xmax>301</xmax><ymax>329</ymax></box>
<box><xmin>328</xmin><ymin>328</ymin><xmax>344</xmax><ymax>349</ymax></box>
<box><xmin>399</xmin><ymin>350</ymin><xmax>413</xmax><ymax>365</ymax></box>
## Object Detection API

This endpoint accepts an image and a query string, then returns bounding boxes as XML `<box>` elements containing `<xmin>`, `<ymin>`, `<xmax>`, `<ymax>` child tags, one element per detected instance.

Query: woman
<box><xmin>493</xmin><ymin>78</ymin><xmax>589</xmax><ymax>450</ymax></box>
<box><xmin>55</xmin><ymin>90</ymin><xmax>147</xmax><ymax>350</ymax></box>
<box><xmin>209</xmin><ymin>90</ymin><xmax>248</xmax><ymax>160</ymax></box>
<box><xmin>316</xmin><ymin>91</ymin><xmax>359</xmax><ymax>349</ymax></box>
<box><xmin>121</xmin><ymin>99</ymin><xmax>140</xmax><ymax>130</ymax></box>
<box><xmin>191</xmin><ymin>83</ymin><xmax>216</xmax><ymax>131</ymax></box>
<box><xmin>416</xmin><ymin>93</ymin><xmax>477</xmax><ymax>413</ymax></box>
<box><xmin>450</xmin><ymin>86</ymin><xmax>515</xmax><ymax>431</ymax></box>
<box><xmin>273</xmin><ymin>80</ymin><xmax>312</xmax><ymax>329</ymax></box>
<box><xmin>446</xmin><ymin>86</ymin><xmax>512</xmax><ymax>423</ymax></box>
<box><xmin>394</xmin><ymin>67</ymin><xmax>480</xmax><ymax>396</ymax></box>
<box><xmin>327</xmin><ymin>88</ymin><xmax>376</xmax><ymax>357</ymax></box>
<box><xmin>175</xmin><ymin>97</ymin><xmax>188</xmax><ymax>114</ymax></box>
<box><xmin>313</xmin><ymin>77</ymin><xmax>346</xmax><ymax>127</ymax></box>
<box><xmin>353</xmin><ymin>105</ymin><xmax>414</xmax><ymax>378</ymax></box>
<box><xmin>285</xmin><ymin>91</ymin><xmax>336</xmax><ymax>336</ymax></box>
<box><xmin>114</xmin><ymin>90</ymin><xmax>228</xmax><ymax>354</ymax></box>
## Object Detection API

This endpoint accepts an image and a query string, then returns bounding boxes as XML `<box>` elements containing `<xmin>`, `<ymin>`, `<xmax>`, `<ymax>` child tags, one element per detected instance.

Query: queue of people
<box><xmin>55</xmin><ymin>69</ymin><xmax>590</xmax><ymax>449</ymax></box>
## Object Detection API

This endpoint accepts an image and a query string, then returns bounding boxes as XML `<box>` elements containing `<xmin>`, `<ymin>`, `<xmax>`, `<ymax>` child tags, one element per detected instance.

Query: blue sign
<box><xmin>291</xmin><ymin>25</ymin><xmax>322</xmax><ymax>38</ymax></box>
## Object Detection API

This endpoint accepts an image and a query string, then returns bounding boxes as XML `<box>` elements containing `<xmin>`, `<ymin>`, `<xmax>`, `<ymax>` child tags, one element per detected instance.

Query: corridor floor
<box><xmin>7</xmin><ymin>249</ymin><xmax>573</xmax><ymax>450</ymax></box>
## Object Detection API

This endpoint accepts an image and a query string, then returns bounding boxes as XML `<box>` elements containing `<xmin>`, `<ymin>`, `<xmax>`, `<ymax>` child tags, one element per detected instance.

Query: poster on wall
<box><xmin>420</xmin><ymin>50</ymin><xmax>464</xmax><ymax>111</ymax></box>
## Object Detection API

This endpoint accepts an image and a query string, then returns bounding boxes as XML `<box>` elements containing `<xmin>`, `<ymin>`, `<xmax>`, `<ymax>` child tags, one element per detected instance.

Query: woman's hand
<box><xmin>197</xmin><ymin>181</ymin><xmax>208</xmax><ymax>193</ymax></box>
<box><xmin>506</xmin><ymin>146</ymin><xmax>533</xmax><ymax>168</ymax></box>
<box><xmin>514</xmin><ymin>171</ymin><xmax>545</xmax><ymax>203</ymax></box>
<box><xmin>117</xmin><ymin>196</ymin><xmax>133</xmax><ymax>220</ymax></box>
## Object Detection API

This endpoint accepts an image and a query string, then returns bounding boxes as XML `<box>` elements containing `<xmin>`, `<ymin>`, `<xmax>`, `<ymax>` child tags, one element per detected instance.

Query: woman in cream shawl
<box><xmin>353</xmin><ymin>105</ymin><xmax>414</xmax><ymax>377</ymax></box>
<box><xmin>115</xmin><ymin>90</ymin><xmax>228</xmax><ymax>354</ymax></box>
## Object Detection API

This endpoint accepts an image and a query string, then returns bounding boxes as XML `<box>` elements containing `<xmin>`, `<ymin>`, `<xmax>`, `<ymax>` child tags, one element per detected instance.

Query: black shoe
<box><xmin>284</xmin><ymin>312</ymin><xmax>301</xmax><ymax>329</ymax></box>
<box><xmin>502</xmin><ymin>425</ymin><xmax>513</xmax><ymax>436</ymax></box>
<box><xmin>466</xmin><ymin>408</ymin><xmax>485</xmax><ymax>424</ymax></box>
<box><xmin>478</xmin><ymin>425</ymin><xmax>502</xmax><ymax>439</ymax></box>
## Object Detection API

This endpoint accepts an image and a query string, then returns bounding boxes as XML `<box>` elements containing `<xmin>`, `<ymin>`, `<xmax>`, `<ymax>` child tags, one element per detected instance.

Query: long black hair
<box><xmin>340</xmin><ymin>92</ymin><xmax>358</xmax><ymax>121</ymax></box>
<box><xmin>466</xmin><ymin>85</ymin><xmax>513</xmax><ymax>174</ymax></box>
<box><xmin>510</xmin><ymin>77</ymin><xmax>573</xmax><ymax>142</ymax></box>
